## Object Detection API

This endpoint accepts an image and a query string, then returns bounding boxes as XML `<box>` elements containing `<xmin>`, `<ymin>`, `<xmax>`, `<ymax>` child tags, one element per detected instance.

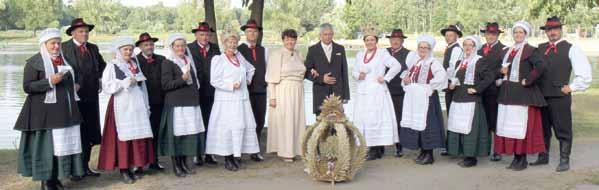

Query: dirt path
<box><xmin>2</xmin><ymin>138</ymin><xmax>599</xmax><ymax>190</ymax></box>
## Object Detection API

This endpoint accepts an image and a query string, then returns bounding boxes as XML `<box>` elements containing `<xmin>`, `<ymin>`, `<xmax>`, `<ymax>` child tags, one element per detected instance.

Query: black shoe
<box><xmin>233</xmin><ymin>157</ymin><xmax>242</xmax><ymax>168</ymax></box>
<box><xmin>70</xmin><ymin>175</ymin><xmax>83</xmax><ymax>182</ymax></box>
<box><xmin>395</xmin><ymin>144</ymin><xmax>404</xmax><ymax>158</ymax></box>
<box><xmin>52</xmin><ymin>179</ymin><xmax>64</xmax><ymax>190</ymax></box>
<box><xmin>149</xmin><ymin>163</ymin><xmax>165</xmax><ymax>171</ymax></box>
<box><xmin>506</xmin><ymin>155</ymin><xmax>519</xmax><ymax>169</ymax></box>
<box><xmin>179</xmin><ymin>156</ymin><xmax>196</xmax><ymax>175</ymax></box>
<box><xmin>556</xmin><ymin>141</ymin><xmax>571</xmax><ymax>172</ymax></box>
<box><xmin>224</xmin><ymin>156</ymin><xmax>238</xmax><ymax>172</ymax></box>
<box><xmin>171</xmin><ymin>156</ymin><xmax>186</xmax><ymax>177</ymax></box>
<box><xmin>131</xmin><ymin>168</ymin><xmax>144</xmax><ymax>180</ymax></box>
<box><xmin>205</xmin><ymin>154</ymin><xmax>218</xmax><ymax>165</ymax></box>
<box><xmin>250</xmin><ymin>153</ymin><xmax>264</xmax><ymax>162</ymax></box>
<box><xmin>193</xmin><ymin>156</ymin><xmax>204</xmax><ymax>166</ymax></box>
<box><xmin>120</xmin><ymin>170</ymin><xmax>136</xmax><ymax>184</ymax></box>
<box><xmin>529</xmin><ymin>152</ymin><xmax>549</xmax><ymax>166</ymax></box>
<box><xmin>366</xmin><ymin>148</ymin><xmax>379</xmax><ymax>161</ymax></box>
<box><xmin>377</xmin><ymin>146</ymin><xmax>385</xmax><ymax>159</ymax></box>
<box><xmin>41</xmin><ymin>180</ymin><xmax>58</xmax><ymax>190</ymax></box>
<box><xmin>458</xmin><ymin>157</ymin><xmax>478</xmax><ymax>168</ymax></box>
<box><xmin>512</xmin><ymin>155</ymin><xmax>528</xmax><ymax>171</ymax></box>
<box><xmin>85</xmin><ymin>168</ymin><xmax>101</xmax><ymax>177</ymax></box>
<box><xmin>556</xmin><ymin>158</ymin><xmax>570</xmax><ymax>172</ymax></box>
<box><xmin>414</xmin><ymin>150</ymin><xmax>425</xmax><ymax>163</ymax></box>
<box><xmin>417</xmin><ymin>150</ymin><xmax>434</xmax><ymax>165</ymax></box>
<box><xmin>490</xmin><ymin>153</ymin><xmax>502</xmax><ymax>162</ymax></box>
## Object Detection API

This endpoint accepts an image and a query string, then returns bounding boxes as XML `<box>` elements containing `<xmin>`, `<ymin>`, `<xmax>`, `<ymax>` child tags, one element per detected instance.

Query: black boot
<box><xmin>179</xmin><ymin>156</ymin><xmax>195</xmax><ymax>175</ymax></box>
<box><xmin>233</xmin><ymin>157</ymin><xmax>242</xmax><ymax>169</ymax></box>
<box><xmin>529</xmin><ymin>152</ymin><xmax>549</xmax><ymax>166</ymax></box>
<box><xmin>418</xmin><ymin>150</ymin><xmax>434</xmax><ymax>165</ymax></box>
<box><xmin>205</xmin><ymin>154</ymin><xmax>218</xmax><ymax>165</ymax></box>
<box><xmin>556</xmin><ymin>141</ymin><xmax>571</xmax><ymax>172</ymax></box>
<box><xmin>120</xmin><ymin>169</ymin><xmax>135</xmax><ymax>184</ymax></box>
<box><xmin>171</xmin><ymin>156</ymin><xmax>185</xmax><ymax>177</ymax></box>
<box><xmin>414</xmin><ymin>150</ymin><xmax>426</xmax><ymax>163</ymax></box>
<box><xmin>149</xmin><ymin>162</ymin><xmax>165</xmax><ymax>171</ymax></box>
<box><xmin>512</xmin><ymin>154</ymin><xmax>528</xmax><ymax>171</ymax></box>
<box><xmin>458</xmin><ymin>157</ymin><xmax>477</xmax><ymax>168</ymax></box>
<box><xmin>84</xmin><ymin>165</ymin><xmax>101</xmax><ymax>177</ymax></box>
<box><xmin>224</xmin><ymin>156</ymin><xmax>238</xmax><ymax>172</ymax></box>
<box><xmin>52</xmin><ymin>179</ymin><xmax>64</xmax><ymax>190</ymax></box>
<box><xmin>193</xmin><ymin>156</ymin><xmax>204</xmax><ymax>166</ymax></box>
<box><xmin>395</xmin><ymin>143</ymin><xmax>404</xmax><ymax>158</ymax></box>
<box><xmin>507</xmin><ymin>155</ymin><xmax>519</xmax><ymax>169</ymax></box>
<box><xmin>251</xmin><ymin>153</ymin><xmax>264</xmax><ymax>162</ymax></box>
<box><xmin>131</xmin><ymin>168</ymin><xmax>144</xmax><ymax>180</ymax></box>
<box><xmin>366</xmin><ymin>147</ymin><xmax>378</xmax><ymax>161</ymax></box>
<box><xmin>41</xmin><ymin>180</ymin><xmax>57</xmax><ymax>190</ymax></box>
<box><xmin>490</xmin><ymin>153</ymin><xmax>502</xmax><ymax>162</ymax></box>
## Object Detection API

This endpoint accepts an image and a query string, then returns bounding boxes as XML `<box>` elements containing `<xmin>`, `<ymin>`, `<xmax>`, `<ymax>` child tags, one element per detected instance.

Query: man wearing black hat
<box><xmin>478</xmin><ymin>22</ymin><xmax>507</xmax><ymax>162</ymax></box>
<box><xmin>61</xmin><ymin>18</ymin><xmax>106</xmax><ymax>180</ymax></box>
<box><xmin>188</xmin><ymin>21</ymin><xmax>221</xmax><ymax>166</ymax></box>
<box><xmin>305</xmin><ymin>23</ymin><xmax>350</xmax><ymax>116</ymax></box>
<box><xmin>384</xmin><ymin>28</ymin><xmax>410</xmax><ymax>158</ymax></box>
<box><xmin>237</xmin><ymin>19</ymin><xmax>266</xmax><ymax>162</ymax></box>
<box><xmin>136</xmin><ymin>32</ymin><xmax>167</xmax><ymax>170</ymax></box>
<box><xmin>530</xmin><ymin>16</ymin><xmax>592</xmax><ymax>172</ymax></box>
<box><xmin>440</xmin><ymin>24</ymin><xmax>464</xmax><ymax>156</ymax></box>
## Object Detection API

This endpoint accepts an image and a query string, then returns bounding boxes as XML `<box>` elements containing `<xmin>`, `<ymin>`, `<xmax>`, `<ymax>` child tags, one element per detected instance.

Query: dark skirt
<box><xmin>400</xmin><ymin>92</ymin><xmax>445</xmax><ymax>150</ymax></box>
<box><xmin>158</xmin><ymin>106</ymin><xmax>200</xmax><ymax>156</ymax></box>
<box><xmin>97</xmin><ymin>97</ymin><xmax>155</xmax><ymax>170</ymax></box>
<box><xmin>447</xmin><ymin>103</ymin><xmax>491</xmax><ymax>157</ymax></box>
<box><xmin>17</xmin><ymin>130</ymin><xmax>85</xmax><ymax>181</ymax></box>
<box><xmin>494</xmin><ymin>106</ymin><xmax>546</xmax><ymax>155</ymax></box>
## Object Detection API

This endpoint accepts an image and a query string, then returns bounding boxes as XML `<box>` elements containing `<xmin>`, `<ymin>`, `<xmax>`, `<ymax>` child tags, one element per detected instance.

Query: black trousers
<box><xmin>249</xmin><ymin>94</ymin><xmax>267</xmax><ymax>145</ymax></box>
<box><xmin>482</xmin><ymin>91</ymin><xmax>499</xmax><ymax>132</ymax></box>
<box><xmin>149</xmin><ymin>103</ymin><xmax>164</xmax><ymax>159</ymax></box>
<box><xmin>541</xmin><ymin>95</ymin><xmax>573</xmax><ymax>153</ymax></box>
<box><xmin>77</xmin><ymin>101</ymin><xmax>101</xmax><ymax>168</ymax></box>
<box><xmin>391</xmin><ymin>94</ymin><xmax>404</xmax><ymax>141</ymax></box>
<box><xmin>198</xmin><ymin>95</ymin><xmax>214</xmax><ymax>156</ymax></box>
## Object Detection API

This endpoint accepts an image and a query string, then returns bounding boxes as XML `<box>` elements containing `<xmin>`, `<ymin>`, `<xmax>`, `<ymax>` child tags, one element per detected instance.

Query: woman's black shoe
<box><xmin>120</xmin><ymin>169</ymin><xmax>136</xmax><ymax>184</ymax></box>
<box><xmin>179</xmin><ymin>156</ymin><xmax>196</xmax><ymax>174</ymax></box>
<box><xmin>224</xmin><ymin>156</ymin><xmax>239</xmax><ymax>172</ymax></box>
<box><xmin>171</xmin><ymin>156</ymin><xmax>186</xmax><ymax>177</ymax></box>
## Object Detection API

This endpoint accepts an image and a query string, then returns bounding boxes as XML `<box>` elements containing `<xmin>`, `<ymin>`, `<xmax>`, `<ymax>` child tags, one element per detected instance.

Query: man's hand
<box><xmin>324</xmin><ymin>72</ymin><xmax>337</xmax><ymax>85</ymax></box>
<box><xmin>561</xmin><ymin>85</ymin><xmax>572</xmax><ymax>95</ymax></box>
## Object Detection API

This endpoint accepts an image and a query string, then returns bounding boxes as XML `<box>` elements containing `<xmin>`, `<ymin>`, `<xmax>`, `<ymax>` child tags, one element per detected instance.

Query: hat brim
<box><xmin>240</xmin><ymin>25</ymin><xmax>263</xmax><ymax>31</ymax></box>
<box><xmin>385</xmin><ymin>35</ymin><xmax>407</xmax><ymax>39</ymax></box>
<box><xmin>480</xmin><ymin>29</ymin><xmax>504</xmax><ymax>34</ymax></box>
<box><xmin>191</xmin><ymin>28</ymin><xmax>216</xmax><ymax>33</ymax></box>
<box><xmin>66</xmin><ymin>24</ymin><xmax>95</xmax><ymax>36</ymax></box>
<box><xmin>441</xmin><ymin>28</ymin><xmax>463</xmax><ymax>37</ymax></box>
<box><xmin>540</xmin><ymin>24</ymin><xmax>563</xmax><ymax>30</ymax></box>
<box><xmin>135</xmin><ymin>38</ymin><xmax>159</xmax><ymax>47</ymax></box>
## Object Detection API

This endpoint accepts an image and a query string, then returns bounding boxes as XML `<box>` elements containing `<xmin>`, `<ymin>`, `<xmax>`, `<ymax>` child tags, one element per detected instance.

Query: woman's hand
<box><xmin>50</xmin><ymin>73</ymin><xmax>64</xmax><ymax>85</ymax></box>
<box><xmin>233</xmin><ymin>82</ymin><xmax>241</xmax><ymax>90</ymax></box>
<box><xmin>358</xmin><ymin>72</ymin><xmax>366</xmax><ymax>80</ymax></box>
<box><xmin>467</xmin><ymin>88</ymin><xmax>477</xmax><ymax>94</ymax></box>
<box><xmin>181</xmin><ymin>71</ymin><xmax>190</xmax><ymax>81</ymax></box>
<box><xmin>501</xmin><ymin>67</ymin><xmax>509</xmax><ymax>75</ymax></box>
<box><xmin>377</xmin><ymin>76</ymin><xmax>385</xmax><ymax>84</ymax></box>
<box><xmin>402</xmin><ymin>77</ymin><xmax>411</xmax><ymax>85</ymax></box>
<box><xmin>269</xmin><ymin>99</ymin><xmax>276</xmax><ymax>108</ymax></box>
<box><xmin>449</xmin><ymin>84</ymin><xmax>456</xmax><ymax>90</ymax></box>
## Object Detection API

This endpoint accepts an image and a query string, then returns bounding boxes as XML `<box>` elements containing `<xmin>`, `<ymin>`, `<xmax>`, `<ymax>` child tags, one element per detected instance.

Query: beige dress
<box><xmin>266</xmin><ymin>48</ymin><xmax>306</xmax><ymax>158</ymax></box>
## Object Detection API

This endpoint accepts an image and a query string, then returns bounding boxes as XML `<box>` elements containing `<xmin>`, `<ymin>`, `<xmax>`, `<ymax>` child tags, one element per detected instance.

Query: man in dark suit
<box><xmin>237</xmin><ymin>19</ymin><xmax>266</xmax><ymax>162</ymax></box>
<box><xmin>61</xmin><ymin>18</ymin><xmax>106</xmax><ymax>180</ymax></box>
<box><xmin>187</xmin><ymin>22</ymin><xmax>220</xmax><ymax>166</ymax></box>
<box><xmin>477</xmin><ymin>22</ymin><xmax>507</xmax><ymax>162</ymax></box>
<box><xmin>304</xmin><ymin>23</ymin><xmax>350</xmax><ymax>116</ymax></box>
<box><xmin>136</xmin><ymin>32</ymin><xmax>167</xmax><ymax>170</ymax></box>
<box><xmin>385</xmin><ymin>29</ymin><xmax>411</xmax><ymax>158</ymax></box>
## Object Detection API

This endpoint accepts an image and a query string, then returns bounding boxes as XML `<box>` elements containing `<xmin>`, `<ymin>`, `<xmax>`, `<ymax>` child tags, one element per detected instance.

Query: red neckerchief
<box><xmin>459</xmin><ymin>59</ymin><xmax>469</xmax><ymax>71</ymax></box>
<box><xmin>51</xmin><ymin>56</ymin><xmax>63</xmax><ymax>67</ymax></box>
<box><xmin>200</xmin><ymin>45</ymin><xmax>208</xmax><ymax>58</ymax></box>
<box><xmin>483</xmin><ymin>43</ymin><xmax>492</xmax><ymax>56</ymax></box>
<box><xmin>363</xmin><ymin>49</ymin><xmax>377</xmax><ymax>64</ymax></box>
<box><xmin>544</xmin><ymin>42</ymin><xmax>557</xmax><ymax>56</ymax></box>
<box><xmin>145</xmin><ymin>54</ymin><xmax>155</xmax><ymax>64</ymax></box>
<box><xmin>509</xmin><ymin>48</ymin><xmax>519</xmax><ymax>59</ymax></box>
<box><xmin>78</xmin><ymin>43</ymin><xmax>89</xmax><ymax>55</ymax></box>
<box><xmin>127</xmin><ymin>61</ymin><xmax>139</xmax><ymax>74</ymax></box>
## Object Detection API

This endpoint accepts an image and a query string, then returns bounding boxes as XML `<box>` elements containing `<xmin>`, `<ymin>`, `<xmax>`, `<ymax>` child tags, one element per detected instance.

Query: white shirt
<box><xmin>552</xmin><ymin>39</ymin><xmax>593</xmax><ymax>92</ymax></box>
<box><xmin>321</xmin><ymin>42</ymin><xmax>333</xmax><ymax>63</ymax></box>
<box><xmin>446</xmin><ymin>42</ymin><xmax>463</xmax><ymax>73</ymax></box>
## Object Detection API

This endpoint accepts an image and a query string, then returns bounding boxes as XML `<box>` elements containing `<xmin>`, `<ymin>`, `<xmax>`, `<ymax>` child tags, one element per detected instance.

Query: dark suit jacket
<box><xmin>187</xmin><ymin>41</ymin><xmax>221</xmax><ymax>97</ymax></box>
<box><xmin>61</xmin><ymin>39</ymin><xmax>106</xmax><ymax>102</ymax></box>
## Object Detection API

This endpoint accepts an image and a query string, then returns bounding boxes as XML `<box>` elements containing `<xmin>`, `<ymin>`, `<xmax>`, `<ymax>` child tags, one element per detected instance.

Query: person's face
<box><xmin>463</xmin><ymin>40</ymin><xmax>475</xmax><ymax>56</ymax></box>
<box><xmin>513</xmin><ymin>27</ymin><xmax>527</xmax><ymax>44</ymax></box>
<box><xmin>245</xmin><ymin>28</ymin><xmax>259</xmax><ymax>43</ymax></box>
<box><xmin>45</xmin><ymin>38</ymin><xmax>61</xmax><ymax>56</ymax></box>
<box><xmin>119</xmin><ymin>45</ymin><xmax>134</xmax><ymax>61</ymax></box>
<box><xmin>224</xmin><ymin>37</ymin><xmax>239</xmax><ymax>54</ymax></box>
<box><xmin>194</xmin><ymin>31</ymin><xmax>210</xmax><ymax>46</ymax></box>
<box><xmin>389</xmin><ymin>37</ymin><xmax>404</xmax><ymax>49</ymax></box>
<box><xmin>444</xmin><ymin>31</ymin><xmax>458</xmax><ymax>44</ymax></box>
<box><xmin>320</xmin><ymin>28</ymin><xmax>334</xmax><ymax>44</ymax></box>
<box><xmin>417</xmin><ymin>42</ymin><xmax>431</xmax><ymax>58</ymax></box>
<box><xmin>364</xmin><ymin>36</ymin><xmax>377</xmax><ymax>51</ymax></box>
<box><xmin>138</xmin><ymin>41</ymin><xmax>155</xmax><ymax>56</ymax></box>
<box><xmin>484</xmin><ymin>32</ymin><xmax>498</xmax><ymax>44</ymax></box>
<box><xmin>283</xmin><ymin>36</ymin><xmax>297</xmax><ymax>51</ymax></box>
<box><xmin>72</xmin><ymin>27</ymin><xmax>90</xmax><ymax>43</ymax></box>
<box><xmin>544</xmin><ymin>27</ymin><xmax>562</xmax><ymax>42</ymax></box>
<box><xmin>172</xmin><ymin>40</ymin><xmax>187</xmax><ymax>57</ymax></box>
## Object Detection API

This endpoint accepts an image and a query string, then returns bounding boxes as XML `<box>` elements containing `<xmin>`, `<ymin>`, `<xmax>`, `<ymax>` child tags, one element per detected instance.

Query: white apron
<box><xmin>401</xmin><ymin>83</ymin><xmax>431</xmax><ymax>131</ymax></box>
<box><xmin>52</xmin><ymin>125</ymin><xmax>82</xmax><ymax>156</ymax></box>
<box><xmin>173</xmin><ymin>106</ymin><xmax>205</xmax><ymax>136</ymax></box>
<box><xmin>447</xmin><ymin>102</ymin><xmax>476</xmax><ymax>134</ymax></box>
<box><xmin>496</xmin><ymin>104</ymin><xmax>528</xmax><ymax>139</ymax></box>
<box><xmin>114</xmin><ymin>85</ymin><xmax>154</xmax><ymax>141</ymax></box>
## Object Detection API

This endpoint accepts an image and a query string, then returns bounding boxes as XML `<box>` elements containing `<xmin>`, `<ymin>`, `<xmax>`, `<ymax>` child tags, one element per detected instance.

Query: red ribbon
<box><xmin>200</xmin><ymin>47</ymin><xmax>208</xmax><ymax>57</ymax></box>
<box><xmin>544</xmin><ymin>43</ymin><xmax>557</xmax><ymax>55</ymax></box>
<box><xmin>483</xmin><ymin>44</ymin><xmax>491</xmax><ymax>56</ymax></box>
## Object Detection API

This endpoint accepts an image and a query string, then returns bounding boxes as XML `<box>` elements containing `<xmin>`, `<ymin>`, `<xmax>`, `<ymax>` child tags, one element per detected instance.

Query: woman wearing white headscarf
<box><xmin>494</xmin><ymin>21</ymin><xmax>547</xmax><ymax>171</ymax></box>
<box><xmin>399</xmin><ymin>35</ymin><xmax>447</xmax><ymax>165</ymax></box>
<box><xmin>14</xmin><ymin>28</ymin><xmax>84</xmax><ymax>189</ymax></box>
<box><xmin>97</xmin><ymin>37</ymin><xmax>155</xmax><ymax>184</ymax></box>
<box><xmin>159</xmin><ymin>34</ymin><xmax>205</xmax><ymax>177</ymax></box>
<box><xmin>205</xmin><ymin>32</ymin><xmax>259</xmax><ymax>171</ymax></box>
<box><xmin>351</xmin><ymin>27</ymin><xmax>403</xmax><ymax>160</ymax></box>
<box><xmin>446</xmin><ymin>36</ymin><xmax>495</xmax><ymax>167</ymax></box>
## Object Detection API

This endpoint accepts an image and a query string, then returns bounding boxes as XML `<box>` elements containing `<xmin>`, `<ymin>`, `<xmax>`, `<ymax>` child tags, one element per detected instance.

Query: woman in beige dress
<box><xmin>266</xmin><ymin>29</ymin><xmax>306</xmax><ymax>162</ymax></box>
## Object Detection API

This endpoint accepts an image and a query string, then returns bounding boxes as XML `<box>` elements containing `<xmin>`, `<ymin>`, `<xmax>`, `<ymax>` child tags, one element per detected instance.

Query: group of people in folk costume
<box><xmin>13</xmin><ymin>15</ymin><xmax>591</xmax><ymax>189</ymax></box>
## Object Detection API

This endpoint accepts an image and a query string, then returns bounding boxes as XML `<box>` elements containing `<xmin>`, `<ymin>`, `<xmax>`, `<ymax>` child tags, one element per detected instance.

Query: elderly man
<box><xmin>304</xmin><ymin>23</ymin><xmax>350</xmax><ymax>116</ymax></box>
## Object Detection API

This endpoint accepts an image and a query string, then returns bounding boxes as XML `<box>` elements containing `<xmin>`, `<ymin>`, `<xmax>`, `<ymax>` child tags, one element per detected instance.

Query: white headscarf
<box><xmin>39</xmin><ymin>28</ymin><xmax>79</xmax><ymax>104</ymax></box>
<box><xmin>462</xmin><ymin>35</ymin><xmax>482</xmax><ymax>52</ymax></box>
<box><xmin>416</xmin><ymin>35</ymin><xmax>436</xmax><ymax>57</ymax></box>
<box><xmin>501</xmin><ymin>20</ymin><xmax>533</xmax><ymax>82</ymax></box>
<box><xmin>458</xmin><ymin>35</ymin><xmax>483</xmax><ymax>85</ymax></box>
<box><xmin>110</xmin><ymin>36</ymin><xmax>146</xmax><ymax>80</ymax></box>
<box><xmin>166</xmin><ymin>34</ymin><xmax>200</xmax><ymax>89</ymax></box>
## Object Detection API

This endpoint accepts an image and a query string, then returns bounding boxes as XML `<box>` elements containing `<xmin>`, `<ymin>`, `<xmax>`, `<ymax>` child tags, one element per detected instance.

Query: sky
<box><xmin>117</xmin><ymin>0</ymin><xmax>345</xmax><ymax>7</ymax></box>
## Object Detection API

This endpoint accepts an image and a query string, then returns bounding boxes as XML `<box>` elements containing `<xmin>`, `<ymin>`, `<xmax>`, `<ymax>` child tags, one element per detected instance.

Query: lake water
<box><xmin>1</xmin><ymin>43</ymin><xmax>597</xmax><ymax>149</ymax></box>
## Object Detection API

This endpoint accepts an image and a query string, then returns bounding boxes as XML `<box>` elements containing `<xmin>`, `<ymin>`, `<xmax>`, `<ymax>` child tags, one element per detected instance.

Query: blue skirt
<box><xmin>400</xmin><ymin>92</ymin><xmax>445</xmax><ymax>150</ymax></box>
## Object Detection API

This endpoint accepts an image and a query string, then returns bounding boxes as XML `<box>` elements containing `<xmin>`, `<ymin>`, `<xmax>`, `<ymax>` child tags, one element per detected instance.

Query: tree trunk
<box><xmin>204</xmin><ymin>0</ymin><xmax>218</xmax><ymax>44</ymax></box>
<box><xmin>249</xmin><ymin>0</ymin><xmax>264</xmax><ymax>45</ymax></box>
